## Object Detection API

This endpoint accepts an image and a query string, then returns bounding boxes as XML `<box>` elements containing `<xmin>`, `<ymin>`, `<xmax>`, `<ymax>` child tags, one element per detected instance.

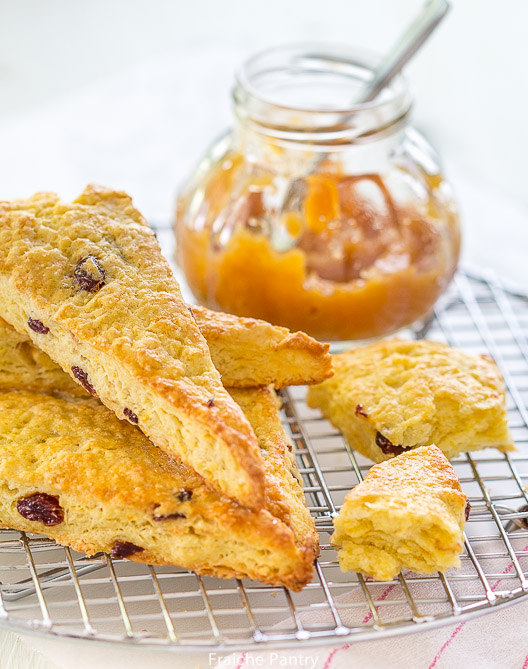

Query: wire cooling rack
<box><xmin>0</xmin><ymin>266</ymin><xmax>527</xmax><ymax>653</ymax></box>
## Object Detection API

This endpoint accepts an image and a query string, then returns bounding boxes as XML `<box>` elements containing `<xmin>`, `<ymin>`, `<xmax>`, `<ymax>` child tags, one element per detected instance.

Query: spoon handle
<box><xmin>356</xmin><ymin>0</ymin><xmax>450</xmax><ymax>104</ymax></box>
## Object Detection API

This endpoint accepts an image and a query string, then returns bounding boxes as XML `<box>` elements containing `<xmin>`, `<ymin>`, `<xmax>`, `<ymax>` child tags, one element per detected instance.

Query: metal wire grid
<box><xmin>0</xmin><ymin>266</ymin><xmax>527</xmax><ymax>652</ymax></box>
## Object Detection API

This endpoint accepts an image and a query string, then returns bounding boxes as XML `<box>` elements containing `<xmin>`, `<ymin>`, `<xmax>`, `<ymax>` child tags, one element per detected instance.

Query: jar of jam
<box><xmin>175</xmin><ymin>44</ymin><xmax>460</xmax><ymax>341</ymax></box>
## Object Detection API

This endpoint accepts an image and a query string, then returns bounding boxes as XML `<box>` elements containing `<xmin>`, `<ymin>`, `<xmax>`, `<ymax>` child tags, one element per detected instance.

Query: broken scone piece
<box><xmin>332</xmin><ymin>445</ymin><xmax>468</xmax><ymax>581</ymax></box>
<box><xmin>0</xmin><ymin>186</ymin><xmax>265</xmax><ymax>508</ymax></box>
<box><xmin>307</xmin><ymin>339</ymin><xmax>514</xmax><ymax>463</ymax></box>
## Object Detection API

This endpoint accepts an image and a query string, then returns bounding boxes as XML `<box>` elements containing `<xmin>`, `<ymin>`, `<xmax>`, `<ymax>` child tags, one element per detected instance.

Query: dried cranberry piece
<box><xmin>27</xmin><ymin>318</ymin><xmax>50</xmax><ymax>335</ymax></box>
<box><xmin>71</xmin><ymin>366</ymin><xmax>97</xmax><ymax>396</ymax></box>
<box><xmin>176</xmin><ymin>489</ymin><xmax>193</xmax><ymax>503</ymax></box>
<box><xmin>74</xmin><ymin>256</ymin><xmax>106</xmax><ymax>293</ymax></box>
<box><xmin>123</xmin><ymin>408</ymin><xmax>138</xmax><ymax>424</ymax></box>
<box><xmin>187</xmin><ymin>305</ymin><xmax>196</xmax><ymax>322</ymax></box>
<box><xmin>111</xmin><ymin>541</ymin><xmax>144</xmax><ymax>559</ymax></box>
<box><xmin>375</xmin><ymin>432</ymin><xmax>412</xmax><ymax>456</ymax></box>
<box><xmin>152</xmin><ymin>512</ymin><xmax>187</xmax><ymax>522</ymax></box>
<box><xmin>465</xmin><ymin>500</ymin><xmax>471</xmax><ymax>521</ymax></box>
<box><xmin>17</xmin><ymin>493</ymin><xmax>64</xmax><ymax>526</ymax></box>
<box><xmin>206</xmin><ymin>398</ymin><xmax>215</xmax><ymax>408</ymax></box>
<box><xmin>355</xmin><ymin>404</ymin><xmax>368</xmax><ymax>418</ymax></box>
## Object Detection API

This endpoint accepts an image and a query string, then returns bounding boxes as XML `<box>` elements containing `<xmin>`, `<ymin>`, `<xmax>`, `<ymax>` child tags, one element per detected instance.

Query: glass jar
<box><xmin>175</xmin><ymin>44</ymin><xmax>460</xmax><ymax>341</ymax></box>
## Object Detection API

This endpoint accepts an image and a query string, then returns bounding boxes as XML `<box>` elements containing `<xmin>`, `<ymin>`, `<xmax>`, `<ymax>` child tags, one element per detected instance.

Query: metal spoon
<box><xmin>356</xmin><ymin>0</ymin><xmax>450</xmax><ymax>104</ymax></box>
<box><xmin>271</xmin><ymin>0</ymin><xmax>451</xmax><ymax>252</ymax></box>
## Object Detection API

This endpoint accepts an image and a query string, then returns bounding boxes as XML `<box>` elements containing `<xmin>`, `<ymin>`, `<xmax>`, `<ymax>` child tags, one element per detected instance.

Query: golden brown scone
<box><xmin>0</xmin><ymin>186</ymin><xmax>265</xmax><ymax>508</ymax></box>
<box><xmin>0</xmin><ymin>388</ymin><xmax>316</xmax><ymax>591</ymax></box>
<box><xmin>332</xmin><ymin>445</ymin><xmax>468</xmax><ymax>581</ymax></box>
<box><xmin>228</xmin><ymin>387</ymin><xmax>316</xmax><ymax>547</ymax></box>
<box><xmin>192</xmin><ymin>305</ymin><xmax>333</xmax><ymax>388</ymax></box>
<box><xmin>307</xmin><ymin>339</ymin><xmax>514</xmax><ymax>463</ymax></box>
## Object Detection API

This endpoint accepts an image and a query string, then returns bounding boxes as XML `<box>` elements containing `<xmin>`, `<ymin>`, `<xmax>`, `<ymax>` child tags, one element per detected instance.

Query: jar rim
<box><xmin>233</xmin><ymin>43</ymin><xmax>412</xmax><ymax>142</ymax></box>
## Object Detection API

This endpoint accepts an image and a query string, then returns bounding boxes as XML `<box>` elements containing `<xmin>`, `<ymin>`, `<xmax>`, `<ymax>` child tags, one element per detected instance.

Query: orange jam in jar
<box><xmin>175</xmin><ymin>45</ymin><xmax>460</xmax><ymax>341</ymax></box>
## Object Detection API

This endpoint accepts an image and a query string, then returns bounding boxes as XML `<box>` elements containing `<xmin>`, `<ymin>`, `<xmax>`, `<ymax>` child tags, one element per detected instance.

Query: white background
<box><xmin>0</xmin><ymin>2</ymin><xmax>527</xmax><ymax>667</ymax></box>
<box><xmin>0</xmin><ymin>0</ymin><xmax>527</xmax><ymax>283</ymax></box>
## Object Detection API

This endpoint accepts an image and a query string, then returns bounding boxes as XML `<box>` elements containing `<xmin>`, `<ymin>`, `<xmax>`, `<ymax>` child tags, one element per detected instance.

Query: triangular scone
<box><xmin>191</xmin><ymin>306</ymin><xmax>333</xmax><ymax>388</ymax></box>
<box><xmin>332</xmin><ymin>445</ymin><xmax>468</xmax><ymax>581</ymax></box>
<box><xmin>307</xmin><ymin>339</ymin><xmax>514</xmax><ymax>463</ymax></box>
<box><xmin>0</xmin><ymin>186</ymin><xmax>264</xmax><ymax>508</ymax></box>
<box><xmin>228</xmin><ymin>388</ymin><xmax>316</xmax><ymax>545</ymax></box>
<box><xmin>0</xmin><ymin>388</ymin><xmax>316</xmax><ymax>590</ymax></box>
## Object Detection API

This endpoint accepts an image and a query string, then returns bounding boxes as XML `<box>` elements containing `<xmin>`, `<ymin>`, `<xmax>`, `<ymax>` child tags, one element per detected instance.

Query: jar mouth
<box><xmin>234</xmin><ymin>42</ymin><xmax>412</xmax><ymax>142</ymax></box>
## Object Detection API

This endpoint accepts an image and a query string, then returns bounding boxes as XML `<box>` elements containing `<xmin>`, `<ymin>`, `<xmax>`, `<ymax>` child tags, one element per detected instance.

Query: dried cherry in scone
<box><xmin>176</xmin><ymin>489</ymin><xmax>193</xmax><ymax>503</ymax></box>
<box><xmin>111</xmin><ymin>541</ymin><xmax>144</xmax><ymax>559</ymax></box>
<box><xmin>375</xmin><ymin>431</ymin><xmax>412</xmax><ymax>456</ymax></box>
<box><xmin>27</xmin><ymin>318</ymin><xmax>50</xmax><ymax>335</ymax></box>
<box><xmin>152</xmin><ymin>512</ymin><xmax>187</xmax><ymax>521</ymax></box>
<box><xmin>74</xmin><ymin>255</ymin><xmax>106</xmax><ymax>293</ymax></box>
<box><xmin>355</xmin><ymin>403</ymin><xmax>368</xmax><ymax>417</ymax></box>
<box><xmin>123</xmin><ymin>408</ymin><xmax>138</xmax><ymax>424</ymax></box>
<box><xmin>71</xmin><ymin>366</ymin><xmax>97</xmax><ymax>396</ymax></box>
<box><xmin>206</xmin><ymin>398</ymin><xmax>215</xmax><ymax>407</ymax></box>
<box><xmin>17</xmin><ymin>493</ymin><xmax>64</xmax><ymax>526</ymax></box>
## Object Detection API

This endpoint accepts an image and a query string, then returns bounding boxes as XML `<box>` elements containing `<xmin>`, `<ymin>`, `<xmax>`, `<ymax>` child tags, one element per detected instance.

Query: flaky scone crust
<box><xmin>192</xmin><ymin>305</ymin><xmax>333</xmax><ymax>388</ymax></box>
<box><xmin>0</xmin><ymin>389</ymin><xmax>315</xmax><ymax>591</ymax></box>
<box><xmin>332</xmin><ymin>445</ymin><xmax>467</xmax><ymax>580</ymax></box>
<box><xmin>0</xmin><ymin>185</ymin><xmax>264</xmax><ymax>507</ymax></box>
<box><xmin>0</xmin><ymin>316</ymin><xmax>318</xmax><ymax>564</ymax></box>
<box><xmin>307</xmin><ymin>338</ymin><xmax>514</xmax><ymax>463</ymax></box>
<box><xmin>228</xmin><ymin>387</ymin><xmax>317</xmax><ymax>550</ymax></box>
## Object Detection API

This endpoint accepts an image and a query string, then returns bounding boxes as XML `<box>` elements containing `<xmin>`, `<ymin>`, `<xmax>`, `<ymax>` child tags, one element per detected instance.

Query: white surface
<box><xmin>4</xmin><ymin>597</ymin><xmax>528</xmax><ymax>669</ymax></box>
<box><xmin>0</xmin><ymin>1</ymin><xmax>527</xmax><ymax>667</ymax></box>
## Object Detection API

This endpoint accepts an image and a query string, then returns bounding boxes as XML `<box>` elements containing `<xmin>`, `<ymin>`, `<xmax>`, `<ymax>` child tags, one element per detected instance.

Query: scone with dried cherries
<box><xmin>0</xmin><ymin>388</ymin><xmax>315</xmax><ymax>590</ymax></box>
<box><xmin>0</xmin><ymin>186</ymin><xmax>265</xmax><ymax>508</ymax></box>
<box><xmin>332</xmin><ymin>445</ymin><xmax>468</xmax><ymax>581</ymax></box>
<box><xmin>0</xmin><ymin>317</ymin><xmax>317</xmax><ymax>589</ymax></box>
<box><xmin>307</xmin><ymin>338</ymin><xmax>514</xmax><ymax>463</ymax></box>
